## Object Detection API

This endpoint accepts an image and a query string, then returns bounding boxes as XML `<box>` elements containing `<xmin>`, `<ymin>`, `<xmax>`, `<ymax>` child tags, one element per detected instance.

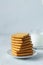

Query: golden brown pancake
<box><xmin>11</xmin><ymin>47</ymin><xmax>33</xmax><ymax>51</ymax></box>
<box><xmin>11</xmin><ymin>42</ymin><xmax>32</xmax><ymax>46</ymax></box>
<box><xmin>12</xmin><ymin>52</ymin><xmax>33</xmax><ymax>56</ymax></box>
<box><xmin>11</xmin><ymin>44</ymin><xmax>33</xmax><ymax>49</ymax></box>
<box><xmin>12</xmin><ymin>49</ymin><xmax>33</xmax><ymax>53</ymax></box>
<box><xmin>11</xmin><ymin>40</ymin><xmax>32</xmax><ymax>43</ymax></box>
<box><xmin>11</xmin><ymin>36</ymin><xmax>31</xmax><ymax>41</ymax></box>
<box><xmin>11</xmin><ymin>33</ymin><xmax>30</xmax><ymax>39</ymax></box>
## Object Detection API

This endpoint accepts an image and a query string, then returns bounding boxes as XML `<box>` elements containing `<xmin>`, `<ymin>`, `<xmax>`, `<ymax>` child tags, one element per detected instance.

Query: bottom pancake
<box><xmin>12</xmin><ymin>52</ymin><xmax>33</xmax><ymax>56</ymax></box>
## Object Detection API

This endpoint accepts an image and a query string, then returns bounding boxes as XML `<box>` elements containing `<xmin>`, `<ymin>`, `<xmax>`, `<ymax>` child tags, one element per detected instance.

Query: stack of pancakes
<box><xmin>11</xmin><ymin>33</ymin><xmax>33</xmax><ymax>56</ymax></box>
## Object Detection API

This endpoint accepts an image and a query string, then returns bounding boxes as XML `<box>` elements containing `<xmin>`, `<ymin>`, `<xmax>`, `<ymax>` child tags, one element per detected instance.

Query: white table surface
<box><xmin>0</xmin><ymin>35</ymin><xmax>43</xmax><ymax>65</ymax></box>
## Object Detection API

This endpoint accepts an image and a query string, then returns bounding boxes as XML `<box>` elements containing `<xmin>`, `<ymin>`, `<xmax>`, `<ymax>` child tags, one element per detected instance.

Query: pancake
<box><xmin>12</xmin><ymin>52</ymin><xmax>33</xmax><ymax>56</ymax></box>
<box><xmin>11</xmin><ymin>44</ymin><xmax>33</xmax><ymax>49</ymax></box>
<box><xmin>11</xmin><ymin>42</ymin><xmax>32</xmax><ymax>46</ymax></box>
<box><xmin>12</xmin><ymin>49</ymin><xmax>33</xmax><ymax>53</ymax></box>
<box><xmin>11</xmin><ymin>36</ymin><xmax>31</xmax><ymax>41</ymax></box>
<box><xmin>12</xmin><ymin>47</ymin><xmax>33</xmax><ymax>51</ymax></box>
<box><xmin>11</xmin><ymin>40</ymin><xmax>31</xmax><ymax>43</ymax></box>
<box><xmin>11</xmin><ymin>33</ymin><xmax>29</xmax><ymax>39</ymax></box>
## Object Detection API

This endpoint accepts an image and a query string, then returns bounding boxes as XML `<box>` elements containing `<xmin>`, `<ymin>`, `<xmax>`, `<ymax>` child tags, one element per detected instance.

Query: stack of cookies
<box><xmin>11</xmin><ymin>33</ymin><xmax>33</xmax><ymax>56</ymax></box>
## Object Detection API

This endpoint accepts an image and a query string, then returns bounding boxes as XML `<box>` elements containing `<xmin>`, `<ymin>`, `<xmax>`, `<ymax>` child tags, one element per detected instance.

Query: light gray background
<box><xmin>0</xmin><ymin>0</ymin><xmax>43</xmax><ymax>34</ymax></box>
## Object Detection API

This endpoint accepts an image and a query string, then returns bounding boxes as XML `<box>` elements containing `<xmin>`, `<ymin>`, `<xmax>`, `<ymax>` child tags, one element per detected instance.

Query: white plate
<box><xmin>7</xmin><ymin>49</ymin><xmax>37</xmax><ymax>58</ymax></box>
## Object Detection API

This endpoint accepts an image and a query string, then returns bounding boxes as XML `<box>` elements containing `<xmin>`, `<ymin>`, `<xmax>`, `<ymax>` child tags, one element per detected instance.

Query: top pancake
<box><xmin>11</xmin><ymin>36</ymin><xmax>31</xmax><ymax>41</ymax></box>
<box><xmin>11</xmin><ymin>33</ymin><xmax>30</xmax><ymax>39</ymax></box>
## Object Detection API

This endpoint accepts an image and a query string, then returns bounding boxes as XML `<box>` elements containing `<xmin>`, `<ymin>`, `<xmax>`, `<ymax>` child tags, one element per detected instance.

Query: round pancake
<box><xmin>11</xmin><ymin>44</ymin><xmax>33</xmax><ymax>47</ymax></box>
<box><xmin>12</xmin><ymin>52</ymin><xmax>33</xmax><ymax>56</ymax></box>
<box><xmin>11</xmin><ymin>40</ymin><xmax>32</xmax><ymax>45</ymax></box>
<box><xmin>11</xmin><ymin>48</ymin><xmax>33</xmax><ymax>52</ymax></box>
<box><xmin>11</xmin><ymin>33</ymin><xmax>30</xmax><ymax>39</ymax></box>
<box><xmin>11</xmin><ymin>36</ymin><xmax>31</xmax><ymax>41</ymax></box>
<box><xmin>12</xmin><ymin>48</ymin><xmax>33</xmax><ymax>52</ymax></box>
<box><xmin>11</xmin><ymin>47</ymin><xmax>33</xmax><ymax>51</ymax></box>
<box><xmin>11</xmin><ymin>44</ymin><xmax>32</xmax><ymax>48</ymax></box>
<box><xmin>11</xmin><ymin>40</ymin><xmax>32</xmax><ymax>43</ymax></box>
<box><xmin>11</xmin><ymin>44</ymin><xmax>33</xmax><ymax>49</ymax></box>
<box><xmin>12</xmin><ymin>49</ymin><xmax>33</xmax><ymax>53</ymax></box>
<box><xmin>11</xmin><ymin>42</ymin><xmax>32</xmax><ymax>46</ymax></box>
